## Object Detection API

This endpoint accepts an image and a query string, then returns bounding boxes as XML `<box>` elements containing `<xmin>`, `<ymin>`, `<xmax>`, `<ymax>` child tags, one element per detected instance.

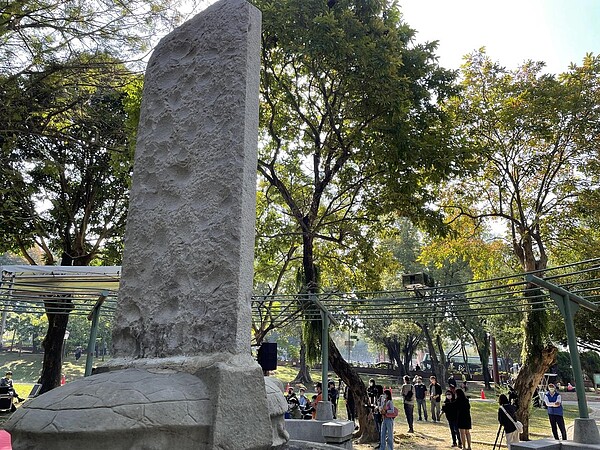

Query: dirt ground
<box><xmin>350</xmin><ymin>390</ymin><xmax>600</xmax><ymax>450</ymax></box>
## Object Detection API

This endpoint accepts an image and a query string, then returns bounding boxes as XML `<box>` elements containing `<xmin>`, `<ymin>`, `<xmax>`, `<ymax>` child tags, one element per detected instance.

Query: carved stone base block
<box><xmin>6</xmin><ymin>355</ymin><xmax>274</xmax><ymax>449</ymax></box>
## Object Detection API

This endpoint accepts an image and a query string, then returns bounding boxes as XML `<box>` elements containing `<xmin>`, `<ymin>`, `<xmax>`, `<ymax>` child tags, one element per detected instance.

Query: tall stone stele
<box><xmin>5</xmin><ymin>1</ymin><xmax>287</xmax><ymax>449</ymax></box>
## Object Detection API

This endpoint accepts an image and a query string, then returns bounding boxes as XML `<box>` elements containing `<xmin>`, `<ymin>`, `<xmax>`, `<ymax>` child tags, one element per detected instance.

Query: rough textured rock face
<box><xmin>5</xmin><ymin>369</ymin><xmax>213</xmax><ymax>450</ymax></box>
<box><xmin>265</xmin><ymin>377</ymin><xmax>290</xmax><ymax>449</ymax></box>
<box><xmin>5</xmin><ymin>1</ymin><xmax>277</xmax><ymax>449</ymax></box>
<box><xmin>112</xmin><ymin>0</ymin><xmax>261</xmax><ymax>358</ymax></box>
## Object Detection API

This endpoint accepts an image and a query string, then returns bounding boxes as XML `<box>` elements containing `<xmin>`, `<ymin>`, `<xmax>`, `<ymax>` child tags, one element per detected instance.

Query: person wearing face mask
<box><xmin>544</xmin><ymin>383</ymin><xmax>567</xmax><ymax>440</ymax></box>
<box><xmin>442</xmin><ymin>389</ymin><xmax>462</xmax><ymax>448</ymax></box>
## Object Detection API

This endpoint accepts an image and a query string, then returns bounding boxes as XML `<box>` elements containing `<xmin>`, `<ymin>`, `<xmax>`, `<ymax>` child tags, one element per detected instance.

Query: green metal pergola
<box><xmin>2</xmin><ymin>258</ymin><xmax>600</xmax><ymax>387</ymax></box>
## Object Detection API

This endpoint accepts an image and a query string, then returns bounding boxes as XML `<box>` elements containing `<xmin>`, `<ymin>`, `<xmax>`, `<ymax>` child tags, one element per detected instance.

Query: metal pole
<box><xmin>491</xmin><ymin>336</ymin><xmax>500</xmax><ymax>385</ymax></box>
<box><xmin>322</xmin><ymin>309</ymin><xmax>329</xmax><ymax>388</ymax></box>
<box><xmin>85</xmin><ymin>292</ymin><xmax>108</xmax><ymax>377</ymax></box>
<box><xmin>526</xmin><ymin>275</ymin><xmax>596</xmax><ymax>419</ymax></box>
<box><xmin>562</xmin><ymin>295</ymin><xmax>589</xmax><ymax>418</ymax></box>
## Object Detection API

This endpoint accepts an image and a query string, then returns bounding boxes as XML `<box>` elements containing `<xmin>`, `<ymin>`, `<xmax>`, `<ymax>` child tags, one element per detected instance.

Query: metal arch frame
<box><xmin>526</xmin><ymin>275</ymin><xmax>598</xmax><ymax>419</ymax></box>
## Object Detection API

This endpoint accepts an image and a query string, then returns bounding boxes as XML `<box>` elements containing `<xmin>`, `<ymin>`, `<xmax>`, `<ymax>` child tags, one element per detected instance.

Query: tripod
<box><xmin>493</xmin><ymin>424</ymin><xmax>505</xmax><ymax>450</ymax></box>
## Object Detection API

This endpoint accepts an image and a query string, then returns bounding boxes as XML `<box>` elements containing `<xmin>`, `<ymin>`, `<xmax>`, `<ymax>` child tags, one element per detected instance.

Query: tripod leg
<box><xmin>494</xmin><ymin>425</ymin><xmax>502</xmax><ymax>450</ymax></box>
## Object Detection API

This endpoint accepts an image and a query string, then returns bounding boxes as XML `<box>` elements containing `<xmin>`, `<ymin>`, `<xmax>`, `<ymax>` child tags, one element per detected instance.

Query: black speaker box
<box><xmin>257</xmin><ymin>342</ymin><xmax>277</xmax><ymax>371</ymax></box>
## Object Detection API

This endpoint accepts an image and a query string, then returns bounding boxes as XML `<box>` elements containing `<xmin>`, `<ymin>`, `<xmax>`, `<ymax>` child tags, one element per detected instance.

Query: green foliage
<box><xmin>580</xmin><ymin>350</ymin><xmax>600</xmax><ymax>381</ymax></box>
<box><xmin>0</xmin><ymin>56</ymin><xmax>140</xmax><ymax>264</ymax></box>
<box><xmin>252</xmin><ymin>0</ymin><xmax>473</xmax><ymax>296</ymax></box>
<box><xmin>0</xmin><ymin>0</ymin><xmax>184</xmax><ymax>77</ymax></box>
<box><xmin>555</xmin><ymin>351</ymin><xmax>573</xmax><ymax>384</ymax></box>
<box><xmin>441</xmin><ymin>51</ymin><xmax>600</xmax><ymax>390</ymax></box>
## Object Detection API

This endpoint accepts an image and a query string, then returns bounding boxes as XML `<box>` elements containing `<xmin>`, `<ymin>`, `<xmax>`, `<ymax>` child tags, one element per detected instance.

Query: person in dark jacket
<box><xmin>442</xmin><ymin>389</ymin><xmax>462</xmax><ymax>448</ymax></box>
<box><xmin>498</xmin><ymin>394</ymin><xmax>520</xmax><ymax>449</ymax></box>
<box><xmin>328</xmin><ymin>381</ymin><xmax>339</xmax><ymax>419</ymax></box>
<box><xmin>429</xmin><ymin>376</ymin><xmax>443</xmax><ymax>422</ymax></box>
<box><xmin>414</xmin><ymin>376</ymin><xmax>428</xmax><ymax>421</ymax></box>
<box><xmin>368</xmin><ymin>382</ymin><xmax>384</xmax><ymax>435</ymax></box>
<box><xmin>343</xmin><ymin>384</ymin><xmax>356</xmax><ymax>423</ymax></box>
<box><xmin>0</xmin><ymin>371</ymin><xmax>24</xmax><ymax>403</ymax></box>
<box><xmin>455</xmin><ymin>388</ymin><xmax>472</xmax><ymax>450</ymax></box>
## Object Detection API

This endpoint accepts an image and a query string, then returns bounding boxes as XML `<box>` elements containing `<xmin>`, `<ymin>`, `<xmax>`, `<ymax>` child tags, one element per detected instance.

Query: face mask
<box><xmin>549</xmin><ymin>388</ymin><xmax>555</xmax><ymax>393</ymax></box>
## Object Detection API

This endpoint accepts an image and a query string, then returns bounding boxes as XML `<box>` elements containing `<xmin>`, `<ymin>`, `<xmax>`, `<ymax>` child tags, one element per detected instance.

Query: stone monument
<box><xmin>5</xmin><ymin>1</ymin><xmax>286</xmax><ymax>448</ymax></box>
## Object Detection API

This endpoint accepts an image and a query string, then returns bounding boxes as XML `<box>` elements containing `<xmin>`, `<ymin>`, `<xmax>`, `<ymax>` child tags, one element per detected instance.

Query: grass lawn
<box><xmin>269</xmin><ymin>365</ymin><xmax>583</xmax><ymax>448</ymax></box>
<box><xmin>0</xmin><ymin>351</ymin><xmax>104</xmax><ymax>402</ymax></box>
<box><xmin>350</xmin><ymin>399</ymin><xmax>580</xmax><ymax>449</ymax></box>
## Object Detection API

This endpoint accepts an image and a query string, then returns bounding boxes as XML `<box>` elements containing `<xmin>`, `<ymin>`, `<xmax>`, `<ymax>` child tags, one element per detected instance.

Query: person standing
<box><xmin>455</xmin><ymin>388</ymin><xmax>472</xmax><ymax>450</ymax></box>
<box><xmin>442</xmin><ymin>389</ymin><xmax>462</xmax><ymax>448</ymax></box>
<box><xmin>343</xmin><ymin>384</ymin><xmax>356</xmax><ymax>423</ymax></box>
<box><xmin>544</xmin><ymin>383</ymin><xmax>567</xmax><ymax>440</ymax></box>
<box><xmin>372</xmin><ymin>384</ymin><xmax>385</xmax><ymax>435</ymax></box>
<box><xmin>401</xmin><ymin>375</ymin><xmax>415</xmax><ymax>433</ymax></box>
<box><xmin>498</xmin><ymin>394</ymin><xmax>520</xmax><ymax>449</ymax></box>
<box><xmin>414</xmin><ymin>376</ymin><xmax>428</xmax><ymax>421</ymax></box>
<box><xmin>328</xmin><ymin>380</ymin><xmax>339</xmax><ymax>418</ymax></box>
<box><xmin>312</xmin><ymin>382</ymin><xmax>323</xmax><ymax>420</ymax></box>
<box><xmin>448</xmin><ymin>375</ymin><xmax>457</xmax><ymax>392</ymax></box>
<box><xmin>379</xmin><ymin>389</ymin><xmax>395</xmax><ymax>450</ymax></box>
<box><xmin>429</xmin><ymin>375</ymin><xmax>442</xmax><ymax>422</ymax></box>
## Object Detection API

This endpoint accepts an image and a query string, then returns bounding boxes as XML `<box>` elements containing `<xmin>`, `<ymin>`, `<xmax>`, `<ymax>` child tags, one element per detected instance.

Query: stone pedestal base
<box><xmin>573</xmin><ymin>418</ymin><xmax>600</xmax><ymax>445</ymax></box>
<box><xmin>316</xmin><ymin>401</ymin><xmax>334</xmax><ymax>421</ymax></box>
<box><xmin>5</xmin><ymin>354</ymin><xmax>278</xmax><ymax>450</ymax></box>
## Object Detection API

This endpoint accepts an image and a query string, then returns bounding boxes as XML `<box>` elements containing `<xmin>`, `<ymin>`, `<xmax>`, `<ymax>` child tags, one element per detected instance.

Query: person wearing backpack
<box><xmin>401</xmin><ymin>375</ymin><xmax>415</xmax><ymax>433</ymax></box>
<box><xmin>379</xmin><ymin>389</ymin><xmax>396</xmax><ymax>450</ymax></box>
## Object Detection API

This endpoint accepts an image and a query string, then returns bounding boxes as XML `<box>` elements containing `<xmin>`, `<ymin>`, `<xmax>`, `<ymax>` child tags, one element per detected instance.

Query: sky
<box><xmin>398</xmin><ymin>0</ymin><xmax>600</xmax><ymax>74</ymax></box>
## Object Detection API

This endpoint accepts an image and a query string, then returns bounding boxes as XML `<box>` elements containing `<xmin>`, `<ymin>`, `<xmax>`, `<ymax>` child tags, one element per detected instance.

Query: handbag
<box><xmin>500</xmin><ymin>405</ymin><xmax>523</xmax><ymax>433</ymax></box>
<box><xmin>383</xmin><ymin>401</ymin><xmax>398</xmax><ymax>419</ymax></box>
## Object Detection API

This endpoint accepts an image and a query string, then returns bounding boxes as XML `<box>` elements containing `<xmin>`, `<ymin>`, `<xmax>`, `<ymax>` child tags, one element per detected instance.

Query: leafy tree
<box><xmin>364</xmin><ymin>318</ymin><xmax>422</xmax><ymax>376</ymax></box>
<box><xmin>0</xmin><ymin>0</ymin><xmax>182</xmax><ymax>78</ymax></box>
<box><xmin>250</xmin><ymin>0</ymin><xmax>472</xmax><ymax>441</ymax></box>
<box><xmin>0</xmin><ymin>57</ymin><xmax>142</xmax><ymax>393</ymax></box>
<box><xmin>442</xmin><ymin>50</ymin><xmax>600</xmax><ymax>437</ymax></box>
<box><xmin>579</xmin><ymin>350</ymin><xmax>600</xmax><ymax>383</ymax></box>
<box><xmin>555</xmin><ymin>351</ymin><xmax>573</xmax><ymax>384</ymax></box>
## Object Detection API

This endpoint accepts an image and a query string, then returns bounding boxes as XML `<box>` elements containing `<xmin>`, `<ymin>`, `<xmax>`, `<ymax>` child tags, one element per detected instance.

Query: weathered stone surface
<box><xmin>6</xmin><ymin>369</ymin><xmax>212</xmax><ymax>449</ymax></box>
<box><xmin>316</xmin><ymin>400</ymin><xmax>334</xmax><ymax>421</ymax></box>
<box><xmin>573</xmin><ymin>418</ymin><xmax>600</xmax><ymax>445</ymax></box>
<box><xmin>112</xmin><ymin>0</ymin><xmax>262</xmax><ymax>359</ymax></box>
<box><xmin>5</xmin><ymin>1</ymin><xmax>275</xmax><ymax>449</ymax></box>
<box><xmin>265</xmin><ymin>377</ymin><xmax>290</xmax><ymax>449</ymax></box>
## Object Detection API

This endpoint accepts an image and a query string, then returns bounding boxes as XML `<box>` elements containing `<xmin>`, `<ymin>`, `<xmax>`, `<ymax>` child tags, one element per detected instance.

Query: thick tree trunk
<box><xmin>39</xmin><ymin>296</ymin><xmax>73</xmax><ymax>394</ymax></box>
<box><xmin>293</xmin><ymin>339</ymin><xmax>313</xmax><ymax>385</ymax></box>
<box><xmin>385</xmin><ymin>340</ymin><xmax>405</xmax><ymax>377</ymax></box>
<box><xmin>514</xmin><ymin>345</ymin><xmax>557</xmax><ymax>440</ymax></box>
<box><xmin>513</xmin><ymin>239</ymin><xmax>553</xmax><ymax>441</ymax></box>
<box><xmin>474</xmin><ymin>332</ymin><xmax>491</xmax><ymax>389</ymax></box>
<box><xmin>39</xmin><ymin>313</ymin><xmax>69</xmax><ymax>394</ymax></box>
<box><xmin>419</xmin><ymin>322</ymin><xmax>438</xmax><ymax>370</ymax></box>
<box><xmin>435</xmin><ymin>334</ymin><xmax>448</xmax><ymax>388</ymax></box>
<box><xmin>329</xmin><ymin>339</ymin><xmax>379</xmax><ymax>443</ymax></box>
